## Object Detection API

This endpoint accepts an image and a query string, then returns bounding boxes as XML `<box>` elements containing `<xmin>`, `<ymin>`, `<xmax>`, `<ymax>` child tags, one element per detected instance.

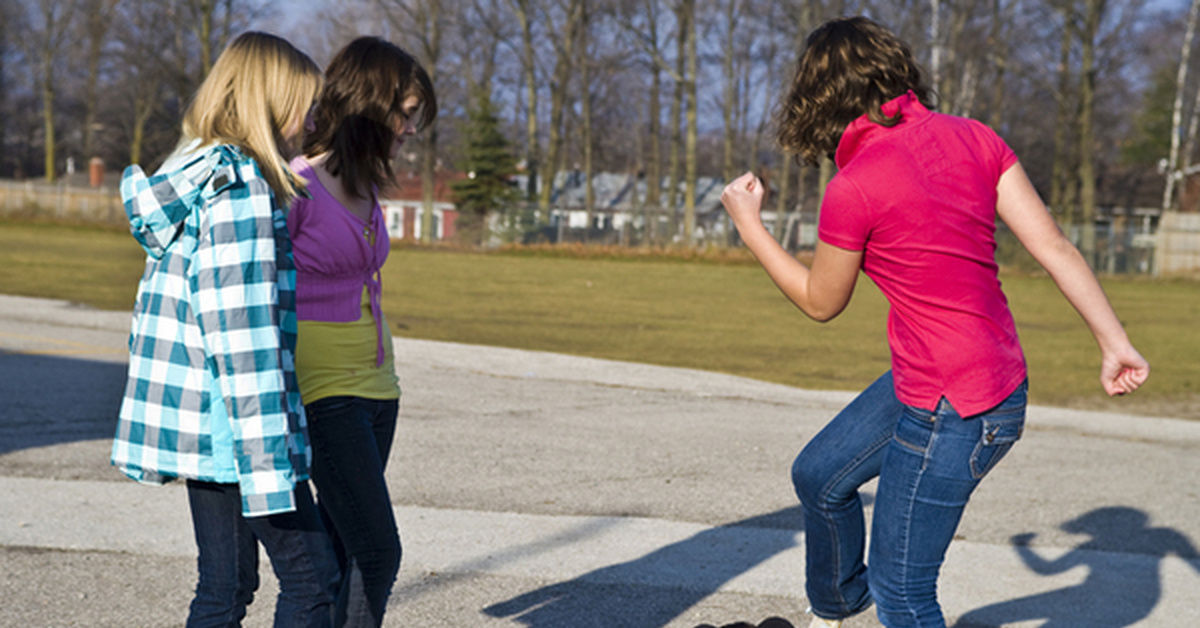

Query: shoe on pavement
<box><xmin>805</xmin><ymin>607</ymin><xmax>842</xmax><ymax>628</ymax></box>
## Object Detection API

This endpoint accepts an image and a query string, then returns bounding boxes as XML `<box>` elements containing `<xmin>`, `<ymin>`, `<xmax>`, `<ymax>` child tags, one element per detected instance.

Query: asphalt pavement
<box><xmin>1</xmin><ymin>293</ymin><xmax>1198</xmax><ymax>628</ymax></box>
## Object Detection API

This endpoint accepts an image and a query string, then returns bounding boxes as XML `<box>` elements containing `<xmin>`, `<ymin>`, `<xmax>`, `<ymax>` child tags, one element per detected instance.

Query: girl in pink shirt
<box><xmin>289</xmin><ymin>37</ymin><xmax>437</xmax><ymax>628</ymax></box>
<box><xmin>721</xmin><ymin>16</ymin><xmax>1148</xmax><ymax>628</ymax></box>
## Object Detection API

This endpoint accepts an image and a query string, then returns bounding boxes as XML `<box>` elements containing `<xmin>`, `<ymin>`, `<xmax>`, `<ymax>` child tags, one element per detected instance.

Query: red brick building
<box><xmin>380</xmin><ymin>169</ymin><xmax>466</xmax><ymax>241</ymax></box>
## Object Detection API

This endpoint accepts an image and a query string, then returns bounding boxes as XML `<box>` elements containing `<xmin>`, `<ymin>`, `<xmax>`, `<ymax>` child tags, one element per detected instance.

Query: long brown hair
<box><xmin>776</xmin><ymin>16</ymin><xmax>936</xmax><ymax>166</ymax></box>
<box><xmin>181</xmin><ymin>31</ymin><xmax>322</xmax><ymax>205</ymax></box>
<box><xmin>303</xmin><ymin>36</ymin><xmax>438</xmax><ymax>199</ymax></box>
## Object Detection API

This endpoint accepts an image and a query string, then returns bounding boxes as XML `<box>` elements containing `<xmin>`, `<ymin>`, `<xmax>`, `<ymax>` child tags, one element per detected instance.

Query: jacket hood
<box><xmin>121</xmin><ymin>143</ymin><xmax>244</xmax><ymax>258</ymax></box>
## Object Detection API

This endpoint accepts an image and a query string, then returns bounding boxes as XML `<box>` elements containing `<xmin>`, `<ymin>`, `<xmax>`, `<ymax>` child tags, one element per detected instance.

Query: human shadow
<box><xmin>0</xmin><ymin>351</ymin><xmax>125</xmax><ymax>454</ymax></box>
<box><xmin>482</xmin><ymin>505</ymin><xmax>807</xmax><ymax>628</ymax></box>
<box><xmin>954</xmin><ymin>506</ymin><xmax>1200</xmax><ymax>628</ymax></box>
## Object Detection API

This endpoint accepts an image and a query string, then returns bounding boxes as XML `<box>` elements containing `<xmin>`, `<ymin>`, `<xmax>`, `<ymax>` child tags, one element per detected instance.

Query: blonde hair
<box><xmin>181</xmin><ymin>32</ymin><xmax>322</xmax><ymax>205</ymax></box>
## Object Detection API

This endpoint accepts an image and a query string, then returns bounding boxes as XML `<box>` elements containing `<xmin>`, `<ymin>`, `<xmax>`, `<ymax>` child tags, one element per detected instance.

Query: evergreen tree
<box><xmin>452</xmin><ymin>90</ymin><xmax>520</xmax><ymax>245</ymax></box>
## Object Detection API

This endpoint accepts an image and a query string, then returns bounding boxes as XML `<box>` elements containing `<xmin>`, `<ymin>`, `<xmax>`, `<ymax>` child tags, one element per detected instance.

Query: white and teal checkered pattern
<box><xmin>112</xmin><ymin>144</ymin><xmax>309</xmax><ymax>517</ymax></box>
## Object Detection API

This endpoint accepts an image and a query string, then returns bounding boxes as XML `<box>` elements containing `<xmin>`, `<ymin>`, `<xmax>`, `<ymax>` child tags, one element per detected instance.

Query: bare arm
<box><xmin>721</xmin><ymin>172</ymin><xmax>862</xmax><ymax>322</ymax></box>
<box><xmin>1010</xmin><ymin>533</ymin><xmax>1085</xmax><ymax>575</ymax></box>
<box><xmin>996</xmin><ymin>163</ymin><xmax>1150</xmax><ymax>396</ymax></box>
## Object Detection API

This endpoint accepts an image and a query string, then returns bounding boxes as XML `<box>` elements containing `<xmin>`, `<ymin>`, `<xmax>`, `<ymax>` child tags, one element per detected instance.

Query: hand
<box><xmin>1099</xmin><ymin>345</ymin><xmax>1150</xmax><ymax>396</ymax></box>
<box><xmin>721</xmin><ymin>172</ymin><xmax>766</xmax><ymax>228</ymax></box>
<box><xmin>1011</xmin><ymin>532</ymin><xmax>1036</xmax><ymax>546</ymax></box>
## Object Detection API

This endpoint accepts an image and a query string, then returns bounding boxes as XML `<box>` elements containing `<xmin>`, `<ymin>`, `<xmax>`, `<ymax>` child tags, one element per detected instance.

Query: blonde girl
<box><xmin>113</xmin><ymin>32</ymin><xmax>337</xmax><ymax>628</ymax></box>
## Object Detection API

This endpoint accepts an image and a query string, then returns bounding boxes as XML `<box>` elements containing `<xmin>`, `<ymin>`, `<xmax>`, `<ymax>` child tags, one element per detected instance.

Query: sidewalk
<box><xmin>1</xmin><ymin>294</ymin><xmax>1198</xmax><ymax>627</ymax></box>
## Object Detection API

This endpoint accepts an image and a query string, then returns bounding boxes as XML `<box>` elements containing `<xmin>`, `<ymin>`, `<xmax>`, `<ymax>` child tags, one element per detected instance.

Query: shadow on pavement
<box><xmin>482</xmin><ymin>506</ymin><xmax>805</xmax><ymax>628</ymax></box>
<box><xmin>954</xmin><ymin>506</ymin><xmax>1200</xmax><ymax>628</ymax></box>
<box><xmin>0</xmin><ymin>352</ymin><xmax>125</xmax><ymax>455</ymax></box>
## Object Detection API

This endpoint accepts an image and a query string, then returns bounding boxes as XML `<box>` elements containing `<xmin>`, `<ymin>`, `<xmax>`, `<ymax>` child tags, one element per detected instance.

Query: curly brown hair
<box><xmin>776</xmin><ymin>16</ymin><xmax>936</xmax><ymax>167</ymax></box>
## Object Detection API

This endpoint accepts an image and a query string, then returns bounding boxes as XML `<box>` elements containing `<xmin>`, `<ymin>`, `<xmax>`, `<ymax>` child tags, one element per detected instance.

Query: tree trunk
<box><xmin>647</xmin><ymin>62</ymin><xmax>662</xmax><ymax>245</ymax></box>
<box><xmin>539</xmin><ymin>0</ymin><xmax>582</xmax><ymax>239</ymax></box>
<box><xmin>130</xmin><ymin>92</ymin><xmax>155</xmax><ymax>166</ymax></box>
<box><xmin>721</xmin><ymin>0</ymin><xmax>736</xmax><ymax>185</ymax></box>
<box><xmin>721</xmin><ymin>0</ymin><xmax>740</xmax><ymax>247</ymax></box>
<box><xmin>666</xmin><ymin>1</ymin><xmax>685</xmax><ymax>243</ymax></box>
<box><xmin>942</xmin><ymin>2</ymin><xmax>973</xmax><ymax>114</ymax></box>
<box><xmin>929</xmin><ymin>0</ymin><xmax>942</xmax><ymax>106</ymax></box>
<box><xmin>36</xmin><ymin>0</ymin><xmax>80</xmax><ymax>182</ymax></box>
<box><xmin>421</xmin><ymin>2</ymin><xmax>441</xmax><ymax>244</ymax></box>
<box><xmin>818</xmin><ymin>155</ymin><xmax>834</xmax><ymax>229</ymax></box>
<box><xmin>1077</xmin><ymin>0</ymin><xmax>1105</xmax><ymax>268</ymax></box>
<box><xmin>1049</xmin><ymin>9</ymin><xmax>1075</xmax><ymax>227</ymax></box>
<box><xmin>191</xmin><ymin>0</ymin><xmax>215</xmax><ymax>80</ymax></box>
<box><xmin>1164</xmin><ymin>0</ymin><xmax>1200</xmax><ymax>213</ymax></box>
<box><xmin>42</xmin><ymin>64</ymin><xmax>55</xmax><ymax>182</ymax></box>
<box><xmin>987</xmin><ymin>0</ymin><xmax>1015</xmax><ymax>130</ymax></box>
<box><xmin>507</xmin><ymin>0</ymin><xmax>540</xmax><ymax>207</ymax></box>
<box><xmin>683</xmin><ymin>0</ymin><xmax>697</xmax><ymax>246</ymax></box>
<box><xmin>775</xmin><ymin>156</ymin><xmax>791</xmax><ymax>242</ymax></box>
<box><xmin>82</xmin><ymin>0</ymin><xmax>116</xmax><ymax>160</ymax></box>
<box><xmin>581</xmin><ymin>0</ymin><xmax>594</xmax><ymax>242</ymax></box>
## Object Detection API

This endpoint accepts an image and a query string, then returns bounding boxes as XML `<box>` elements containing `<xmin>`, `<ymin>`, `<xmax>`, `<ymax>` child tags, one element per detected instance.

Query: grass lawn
<box><xmin>2</xmin><ymin>218</ymin><xmax>1195</xmax><ymax>418</ymax></box>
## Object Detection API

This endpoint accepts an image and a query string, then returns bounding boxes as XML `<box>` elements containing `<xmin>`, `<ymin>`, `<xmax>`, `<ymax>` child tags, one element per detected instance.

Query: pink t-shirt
<box><xmin>818</xmin><ymin>92</ymin><xmax>1026</xmax><ymax>416</ymax></box>
<box><xmin>288</xmin><ymin>157</ymin><xmax>391</xmax><ymax>365</ymax></box>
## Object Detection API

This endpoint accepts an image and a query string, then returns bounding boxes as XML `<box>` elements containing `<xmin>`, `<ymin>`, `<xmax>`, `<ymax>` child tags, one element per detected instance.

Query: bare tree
<box><xmin>614</xmin><ymin>0</ymin><xmax>675</xmax><ymax>244</ymax></box>
<box><xmin>580</xmin><ymin>0</ymin><xmax>595</xmax><ymax>239</ymax></box>
<box><xmin>505</xmin><ymin>0</ymin><xmax>541</xmax><ymax>205</ymax></box>
<box><xmin>539</xmin><ymin>0</ymin><xmax>583</xmax><ymax>234</ymax></box>
<box><xmin>113</xmin><ymin>0</ymin><xmax>177</xmax><ymax>167</ymax></box>
<box><xmin>79</xmin><ymin>0</ymin><xmax>120</xmax><ymax>161</ymax></box>
<box><xmin>29</xmin><ymin>0</ymin><xmax>81</xmax><ymax>182</ymax></box>
<box><xmin>929</xmin><ymin>0</ymin><xmax>942</xmax><ymax>91</ymax></box>
<box><xmin>986</xmin><ymin>0</ymin><xmax>1020</xmax><ymax>130</ymax></box>
<box><xmin>1076</xmin><ymin>0</ymin><xmax>1105</xmax><ymax>266</ymax></box>
<box><xmin>1163</xmin><ymin>0</ymin><xmax>1200</xmax><ymax>213</ymax></box>
<box><xmin>0</xmin><ymin>2</ymin><xmax>18</xmax><ymax>176</ymax></box>
<box><xmin>1049</xmin><ymin>3</ymin><xmax>1078</xmax><ymax>227</ymax></box>
<box><xmin>681</xmin><ymin>0</ymin><xmax>697</xmax><ymax>245</ymax></box>
<box><xmin>184</xmin><ymin>0</ymin><xmax>239</xmax><ymax>80</ymax></box>
<box><xmin>666</xmin><ymin>1</ymin><xmax>686</xmax><ymax>240</ymax></box>
<box><xmin>720</xmin><ymin>0</ymin><xmax>742</xmax><ymax>186</ymax></box>
<box><xmin>458</xmin><ymin>0</ymin><xmax>510</xmax><ymax>99</ymax></box>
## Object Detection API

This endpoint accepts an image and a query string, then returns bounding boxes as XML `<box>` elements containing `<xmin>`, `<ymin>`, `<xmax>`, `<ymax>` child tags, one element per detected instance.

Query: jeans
<box><xmin>307</xmin><ymin>396</ymin><xmax>402</xmax><ymax>628</ymax></box>
<box><xmin>793</xmin><ymin>372</ymin><xmax>1026</xmax><ymax>628</ymax></box>
<box><xmin>185</xmin><ymin>480</ymin><xmax>338</xmax><ymax>628</ymax></box>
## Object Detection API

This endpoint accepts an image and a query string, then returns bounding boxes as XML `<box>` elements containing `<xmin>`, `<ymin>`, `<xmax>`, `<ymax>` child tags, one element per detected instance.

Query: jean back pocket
<box><xmin>969</xmin><ymin>414</ymin><xmax>1024</xmax><ymax>479</ymax></box>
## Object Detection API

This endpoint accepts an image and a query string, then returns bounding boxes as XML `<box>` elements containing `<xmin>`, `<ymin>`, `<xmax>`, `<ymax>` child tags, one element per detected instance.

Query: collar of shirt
<box><xmin>835</xmin><ymin>91</ymin><xmax>931</xmax><ymax>169</ymax></box>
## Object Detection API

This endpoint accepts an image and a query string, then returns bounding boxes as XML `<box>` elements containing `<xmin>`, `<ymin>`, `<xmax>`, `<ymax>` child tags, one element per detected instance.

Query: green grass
<box><xmin>0</xmin><ymin>220</ymin><xmax>147</xmax><ymax>311</ymax></box>
<box><xmin>2</xmin><ymin>218</ymin><xmax>1195</xmax><ymax>418</ymax></box>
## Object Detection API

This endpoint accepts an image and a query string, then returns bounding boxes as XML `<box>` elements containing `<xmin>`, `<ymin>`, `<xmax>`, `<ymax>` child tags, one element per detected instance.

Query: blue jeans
<box><xmin>793</xmin><ymin>372</ymin><xmax>1026</xmax><ymax>627</ymax></box>
<box><xmin>307</xmin><ymin>396</ymin><xmax>402</xmax><ymax>628</ymax></box>
<box><xmin>185</xmin><ymin>480</ymin><xmax>338</xmax><ymax>628</ymax></box>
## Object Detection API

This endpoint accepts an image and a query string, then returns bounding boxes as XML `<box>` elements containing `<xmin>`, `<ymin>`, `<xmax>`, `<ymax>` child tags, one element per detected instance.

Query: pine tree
<box><xmin>452</xmin><ymin>90</ymin><xmax>520</xmax><ymax>245</ymax></box>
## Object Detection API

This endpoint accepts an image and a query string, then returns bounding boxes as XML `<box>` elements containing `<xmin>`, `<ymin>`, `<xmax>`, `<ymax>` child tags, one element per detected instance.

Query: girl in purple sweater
<box><xmin>721</xmin><ymin>17</ymin><xmax>1149</xmax><ymax>628</ymax></box>
<box><xmin>288</xmin><ymin>37</ymin><xmax>437</xmax><ymax>628</ymax></box>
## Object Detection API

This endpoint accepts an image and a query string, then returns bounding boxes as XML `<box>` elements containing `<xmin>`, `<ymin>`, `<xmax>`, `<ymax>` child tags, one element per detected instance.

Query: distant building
<box><xmin>379</xmin><ymin>169</ymin><xmax>466</xmax><ymax>241</ymax></box>
<box><xmin>511</xmin><ymin>170</ymin><xmax>727</xmax><ymax>242</ymax></box>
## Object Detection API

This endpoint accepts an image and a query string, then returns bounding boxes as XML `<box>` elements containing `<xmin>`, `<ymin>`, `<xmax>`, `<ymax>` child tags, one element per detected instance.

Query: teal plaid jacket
<box><xmin>111</xmin><ymin>143</ymin><xmax>309</xmax><ymax>517</ymax></box>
